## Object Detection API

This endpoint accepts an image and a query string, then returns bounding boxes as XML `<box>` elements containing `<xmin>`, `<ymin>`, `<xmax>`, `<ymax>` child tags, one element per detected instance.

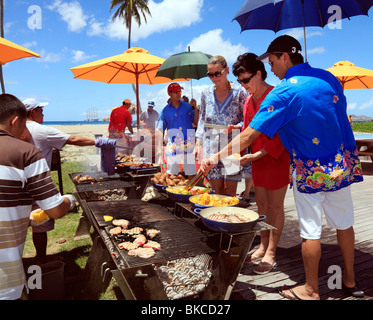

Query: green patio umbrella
<box><xmin>156</xmin><ymin>48</ymin><xmax>212</xmax><ymax>98</ymax></box>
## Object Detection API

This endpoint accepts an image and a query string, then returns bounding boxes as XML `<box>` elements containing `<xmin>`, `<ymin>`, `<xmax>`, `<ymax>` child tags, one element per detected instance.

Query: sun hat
<box><xmin>257</xmin><ymin>35</ymin><xmax>302</xmax><ymax>63</ymax></box>
<box><xmin>148</xmin><ymin>101</ymin><xmax>155</xmax><ymax>107</ymax></box>
<box><xmin>167</xmin><ymin>83</ymin><xmax>184</xmax><ymax>93</ymax></box>
<box><xmin>22</xmin><ymin>98</ymin><xmax>49</xmax><ymax>112</ymax></box>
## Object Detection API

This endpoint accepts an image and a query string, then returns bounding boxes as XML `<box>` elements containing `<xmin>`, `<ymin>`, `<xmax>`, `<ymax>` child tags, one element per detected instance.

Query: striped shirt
<box><xmin>0</xmin><ymin>129</ymin><xmax>64</xmax><ymax>300</ymax></box>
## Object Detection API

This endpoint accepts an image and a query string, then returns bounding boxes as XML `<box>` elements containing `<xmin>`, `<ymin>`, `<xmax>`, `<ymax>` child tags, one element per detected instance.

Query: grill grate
<box><xmin>107</xmin><ymin>219</ymin><xmax>216</xmax><ymax>268</ymax></box>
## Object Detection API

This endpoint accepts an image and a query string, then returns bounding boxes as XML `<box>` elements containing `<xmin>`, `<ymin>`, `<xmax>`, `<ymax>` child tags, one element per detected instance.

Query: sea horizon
<box><xmin>44</xmin><ymin>120</ymin><xmax>109</xmax><ymax>125</ymax></box>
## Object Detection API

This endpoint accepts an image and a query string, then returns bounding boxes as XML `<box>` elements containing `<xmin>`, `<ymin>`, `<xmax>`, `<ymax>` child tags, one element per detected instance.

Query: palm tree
<box><xmin>110</xmin><ymin>0</ymin><xmax>151</xmax><ymax>50</ymax></box>
<box><xmin>110</xmin><ymin>0</ymin><xmax>152</xmax><ymax>124</ymax></box>
<box><xmin>0</xmin><ymin>0</ymin><xmax>5</xmax><ymax>93</ymax></box>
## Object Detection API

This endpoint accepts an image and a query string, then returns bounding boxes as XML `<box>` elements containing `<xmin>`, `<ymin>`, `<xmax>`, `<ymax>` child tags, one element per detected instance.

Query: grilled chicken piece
<box><xmin>128</xmin><ymin>247</ymin><xmax>155</xmax><ymax>258</ymax></box>
<box><xmin>126</xmin><ymin>227</ymin><xmax>143</xmax><ymax>235</ymax></box>
<box><xmin>143</xmin><ymin>240</ymin><xmax>161</xmax><ymax>251</ymax></box>
<box><xmin>146</xmin><ymin>228</ymin><xmax>161</xmax><ymax>239</ymax></box>
<box><xmin>112</xmin><ymin>219</ymin><xmax>129</xmax><ymax>228</ymax></box>
<box><xmin>109</xmin><ymin>226</ymin><xmax>122</xmax><ymax>236</ymax></box>
<box><xmin>118</xmin><ymin>241</ymin><xmax>139</xmax><ymax>250</ymax></box>
<box><xmin>133</xmin><ymin>234</ymin><xmax>146</xmax><ymax>246</ymax></box>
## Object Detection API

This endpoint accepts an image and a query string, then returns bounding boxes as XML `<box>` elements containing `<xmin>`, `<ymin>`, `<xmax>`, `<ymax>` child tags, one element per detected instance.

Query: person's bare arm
<box><xmin>66</xmin><ymin>135</ymin><xmax>95</xmax><ymax>146</ymax></box>
<box><xmin>44</xmin><ymin>195</ymin><xmax>74</xmax><ymax>220</ymax></box>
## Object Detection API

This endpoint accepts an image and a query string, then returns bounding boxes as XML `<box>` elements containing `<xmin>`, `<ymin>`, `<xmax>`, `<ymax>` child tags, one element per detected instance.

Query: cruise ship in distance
<box><xmin>85</xmin><ymin>108</ymin><xmax>99</xmax><ymax>122</ymax></box>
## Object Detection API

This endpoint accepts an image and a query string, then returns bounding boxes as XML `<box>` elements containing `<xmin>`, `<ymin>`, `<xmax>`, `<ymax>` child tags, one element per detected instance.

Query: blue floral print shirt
<box><xmin>196</xmin><ymin>85</ymin><xmax>247</xmax><ymax>158</ymax></box>
<box><xmin>250</xmin><ymin>63</ymin><xmax>363</xmax><ymax>193</ymax></box>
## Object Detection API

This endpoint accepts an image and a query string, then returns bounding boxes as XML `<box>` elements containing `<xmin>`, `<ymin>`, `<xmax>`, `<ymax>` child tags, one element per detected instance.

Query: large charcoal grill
<box><xmin>72</xmin><ymin>172</ymin><xmax>274</xmax><ymax>300</ymax></box>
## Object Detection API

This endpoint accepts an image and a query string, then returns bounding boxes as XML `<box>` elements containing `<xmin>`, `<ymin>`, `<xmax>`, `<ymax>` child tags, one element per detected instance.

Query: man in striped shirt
<box><xmin>0</xmin><ymin>94</ymin><xmax>75</xmax><ymax>300</ymax></box>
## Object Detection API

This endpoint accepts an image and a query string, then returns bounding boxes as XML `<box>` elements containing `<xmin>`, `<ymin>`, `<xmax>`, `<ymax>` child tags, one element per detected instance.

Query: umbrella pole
<box><xmin>136</xmin><ymin>74</ymin><xmax>140</xmax><ymax>130</ymax></box>
<box><xmin>302</xmin><ymin>0</ymin><xmax>308</xmax><ymax>62</ymax></box>
<box><xmin>191</xmin><ymin>79</ymin><xmax>193</xmax><ymax>99</ymax></box>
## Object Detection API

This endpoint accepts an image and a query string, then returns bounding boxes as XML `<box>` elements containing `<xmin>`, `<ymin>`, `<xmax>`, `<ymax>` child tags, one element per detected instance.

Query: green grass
<box><xmin>352</xmin><ymin>121</ymin><xmax>373</xmax><ymax>133</ymax></box>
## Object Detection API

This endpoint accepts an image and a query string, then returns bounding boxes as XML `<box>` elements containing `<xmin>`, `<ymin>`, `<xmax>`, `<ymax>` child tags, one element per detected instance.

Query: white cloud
<box><xmin>37</xmin><ymin>49</ymin><xmax>61</xmax><ymax>63</ymax></box>
<box><xmin>87</xmin><ymin>0</ymin><xmax>204</xmax><ymax>42</ymax></box>
<box><xmin>47</xmin><ymin>0</ymin><xmax>88</xmax><ymax>32</ymax></box>
<box><xmin>71</xmin><ymin>50</ymin><xmax>97</xmax><ymax>63</ymax></box>
<box><xmin>359</xmin><ymin>96</ymin><xmax>373</xmax><ymax>111</ymax></box>
<box><xmin>307</xmin><ymin>47</ymin><xmax>326</xmax><ymax>55</ymax></box>
<box><xmin>347</xmin><ymin>102</ymin><xmax>358</xmax><ymax>111</ymax></box>
<box><xmin>187</xmin><ymin>29</ymin><xmax>249</xmax><ymax>64</ymax></box>
<box><xmin>22</xmin><ymin>40</ymin><xmax>38</xmax><ymax>49</ymax></box>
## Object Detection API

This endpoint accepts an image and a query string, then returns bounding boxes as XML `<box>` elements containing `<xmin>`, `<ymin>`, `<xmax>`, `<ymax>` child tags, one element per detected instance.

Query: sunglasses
<box><xmin>237</xmin><ymin>72</ymin><xmax>256</xmax><ymax>84</ymax></box>
<box><xmin>206</xmin><ymin>68</ymin><xmax>226</xmax><ymax>78</ymax></box>
<box><xmin>170</xmin><ymin>89</ymin><xmax>182</xmax><ymax>94</ymax></box>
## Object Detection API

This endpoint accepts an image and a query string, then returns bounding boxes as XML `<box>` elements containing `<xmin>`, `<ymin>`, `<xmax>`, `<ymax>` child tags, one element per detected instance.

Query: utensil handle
<box><xmin>194</xmin><ymin>208</ymin><xmax>202</xmax><ymax>215</ymax></box>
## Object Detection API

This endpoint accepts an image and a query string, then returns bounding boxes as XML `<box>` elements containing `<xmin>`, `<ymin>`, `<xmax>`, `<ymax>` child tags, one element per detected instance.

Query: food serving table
<box><xmin>74</xmin><ymin>186</ymin><xmax>274</xmax><ymax>300</ymax></box>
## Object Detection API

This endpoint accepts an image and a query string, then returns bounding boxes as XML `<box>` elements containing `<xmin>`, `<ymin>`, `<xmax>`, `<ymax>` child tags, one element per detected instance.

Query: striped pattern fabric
<box><xmin>0</xmin><ymin>130</ymin><xmax>63</xmax><ymax>300</ymax></box>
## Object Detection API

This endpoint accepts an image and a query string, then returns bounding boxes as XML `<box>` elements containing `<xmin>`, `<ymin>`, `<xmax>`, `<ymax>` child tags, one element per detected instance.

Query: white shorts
<box><xmin>166</xmin><ymin>153</ymin><xmax>197</xmax><ymax>176</ymax></box>
<box><xmin>292</xmin><ymin>175</ymin><xmax>354</xmax><ymax>240</ymax></box>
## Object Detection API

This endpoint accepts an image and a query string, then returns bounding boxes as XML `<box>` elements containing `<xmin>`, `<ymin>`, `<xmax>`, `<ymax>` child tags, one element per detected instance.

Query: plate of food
<box><xmin>224</xmin><ymin>153</ymin><xmax>242</xmax><ymax>161</ymax></box>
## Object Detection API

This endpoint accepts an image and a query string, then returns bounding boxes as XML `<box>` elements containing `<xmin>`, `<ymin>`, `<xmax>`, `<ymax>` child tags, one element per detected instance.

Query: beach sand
<box><xmin>50</xmin><ymin>124</ymin><xmax>108</xmax><ymax>162</ymax></box>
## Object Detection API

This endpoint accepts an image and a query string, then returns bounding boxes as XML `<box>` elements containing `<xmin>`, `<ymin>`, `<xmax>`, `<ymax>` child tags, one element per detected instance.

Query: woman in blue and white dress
<box><xmin>194</xmin><ymin>55</ymin><xmax>250</xmax><ymax>196</ymax></box>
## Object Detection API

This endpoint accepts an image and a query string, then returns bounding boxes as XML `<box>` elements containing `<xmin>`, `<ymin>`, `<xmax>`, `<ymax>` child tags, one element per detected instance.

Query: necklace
<box><xmin>214</xmin><ymin>81</ymin><xmax>231</xmax><ymax>93</ymax></box>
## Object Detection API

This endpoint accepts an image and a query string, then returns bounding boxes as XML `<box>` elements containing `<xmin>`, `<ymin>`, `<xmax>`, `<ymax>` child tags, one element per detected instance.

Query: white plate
<box><xmin>205</xmin><ymin>123</ymin><xmax>227</xmax><ymax>130</ymax></box>
<box><xmin>224</xmin><ymin>154</ymin><xmax>241</xmax><ymax>161</ymax></box>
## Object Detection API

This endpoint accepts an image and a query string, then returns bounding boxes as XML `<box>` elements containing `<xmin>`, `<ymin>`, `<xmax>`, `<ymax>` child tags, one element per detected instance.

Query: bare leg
<box><xmin>281</xmin><ymin>238</ymin><xmax>321</xmax><ymax>300</ymax></box>
<box><xmin>337</xmin><ymin>226</ymin><xmax>356</xmax><ymax>287</ymax></box>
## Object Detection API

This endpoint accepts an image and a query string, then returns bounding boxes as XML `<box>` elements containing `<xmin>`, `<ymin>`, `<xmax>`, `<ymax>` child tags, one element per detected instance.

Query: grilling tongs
<box><xmin>183</xmin><ymin>171</ymin><xmax>204</xmax><ymax>191</ymax></box>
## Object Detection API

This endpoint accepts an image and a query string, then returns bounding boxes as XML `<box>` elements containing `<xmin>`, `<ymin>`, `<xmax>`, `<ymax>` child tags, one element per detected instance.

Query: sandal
<box><xmin>253</xmin><ymin>261</ymin><xmax>277</xmax><ymax>275</ymax></box>
<box><xmin>245</xmin><ymin>253</ymin><xmax>263</xmax><ymax>265</ymax></box>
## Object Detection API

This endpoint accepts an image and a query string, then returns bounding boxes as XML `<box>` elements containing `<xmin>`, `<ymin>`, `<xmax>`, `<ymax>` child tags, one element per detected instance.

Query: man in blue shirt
<box><xmin>156</xmin><ymin>83</ymin><xmax>198</xmax><ymax>177</ymax></box>
<box><xmin>200</xmin><ymin>35</ymin><xmax>364</xmax><ymax>300</ymax></box>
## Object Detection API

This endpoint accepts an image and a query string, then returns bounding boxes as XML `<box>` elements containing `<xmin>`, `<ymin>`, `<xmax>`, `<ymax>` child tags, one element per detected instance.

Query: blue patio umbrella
<box><xmin>233</xmin><ymin>0</ymin><xmax>373</xmax><ymax>61</ymax></box>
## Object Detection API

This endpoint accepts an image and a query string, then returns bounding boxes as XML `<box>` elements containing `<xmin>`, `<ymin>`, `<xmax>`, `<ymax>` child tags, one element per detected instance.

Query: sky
<box><xmin>2</xmin><ymin>0</ymin><xmax>373</xmax><ymax>122</ymax></box>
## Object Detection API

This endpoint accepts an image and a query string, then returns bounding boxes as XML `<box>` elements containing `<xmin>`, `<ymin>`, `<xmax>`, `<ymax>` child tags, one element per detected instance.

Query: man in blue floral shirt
<box><xmin>200</xmin><ymin>35</ymin><xmax>364</xmax><ymax>300</ymax></box>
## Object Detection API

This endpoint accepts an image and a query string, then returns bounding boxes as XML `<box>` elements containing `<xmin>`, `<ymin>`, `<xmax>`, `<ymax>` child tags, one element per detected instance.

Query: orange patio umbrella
<box><xmin>326</xmin><ymin>60</ymin><xmax>373</xmax><ymax>91</ymax></box>
<box><xmin>70</xmin><ymin>47</ymin><xmax>188</xmax><ymax>128</ymax></box>
<box><xmin>0</xmin><ymin>37</ymin><xmax>40</xmax><ymax>65</ymax></box>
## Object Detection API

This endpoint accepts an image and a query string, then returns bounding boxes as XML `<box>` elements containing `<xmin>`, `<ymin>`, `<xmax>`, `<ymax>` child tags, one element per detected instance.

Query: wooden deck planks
<box><xmin>232</xmin><ymin>160</ymin><xmax>373</xmax><ymax>301</ymax></box>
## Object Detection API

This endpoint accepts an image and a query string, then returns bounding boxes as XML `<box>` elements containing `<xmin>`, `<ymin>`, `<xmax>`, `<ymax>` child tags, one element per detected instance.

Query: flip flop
<box><xmin>253</xmin><ymin>261</ymin><xmax>277</xmax><ymax>274</ymax></box>
<box><xmin>279</xmin><ymin>285</ymin><xmax>303</xmax><ymax>300</ymax></box>
<box><xmin>245</xmin><ymin>253</ymin><xmax>263</xmax><ymax>265</ymax></box>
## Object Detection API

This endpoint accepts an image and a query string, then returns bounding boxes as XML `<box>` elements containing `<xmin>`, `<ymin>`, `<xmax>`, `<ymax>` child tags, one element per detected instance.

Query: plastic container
<box><xmin>28</xmin><ymin>261</ymin><xmax>65</xmax><ymax>300</ymax></box>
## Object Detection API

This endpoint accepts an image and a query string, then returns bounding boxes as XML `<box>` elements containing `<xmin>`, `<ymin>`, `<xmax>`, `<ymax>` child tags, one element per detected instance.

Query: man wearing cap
<box><xmin>200</xmin><ymin>35</ymin><xmax>364</xmax><ymax>299</ymax></box>
<box><xmin>108</xmin><ymin>98</ymin><xmax>134</xmax><ymax>138</ymax></box>
<box><xmin>156</xmin><ymin>83</ymin><xmax>198</xmax><ymax>177</ymax></box>
<box><xmin>139</xmin><ymin>101</ymin><xmax>159</xmax><ymax>132</ymax></box>
<box><xmin>23</xmin><ymin>97</ymin><xmax>95</xmax><ymax>265</ymax></box>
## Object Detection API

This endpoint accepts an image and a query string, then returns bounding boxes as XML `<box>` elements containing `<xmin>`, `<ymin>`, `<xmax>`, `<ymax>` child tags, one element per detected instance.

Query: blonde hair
<box><xmin>208</xmin><ymin>55</ymin><xmax>227</xmax><ymax>69</ymax></box>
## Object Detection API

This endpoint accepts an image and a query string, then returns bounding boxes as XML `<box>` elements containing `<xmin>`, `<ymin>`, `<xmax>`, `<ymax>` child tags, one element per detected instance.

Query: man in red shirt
<box><xmin>108</xmin><ymin>99</ymin><xmax>134</xmax><ymax>138</ymax></box>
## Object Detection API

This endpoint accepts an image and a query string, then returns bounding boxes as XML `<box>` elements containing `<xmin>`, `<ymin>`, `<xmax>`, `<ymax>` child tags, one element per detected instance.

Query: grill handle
<box><xmin>135</xmin><ymin>270</ymin><xmax>148</xmax><ymax>278</ymax></box>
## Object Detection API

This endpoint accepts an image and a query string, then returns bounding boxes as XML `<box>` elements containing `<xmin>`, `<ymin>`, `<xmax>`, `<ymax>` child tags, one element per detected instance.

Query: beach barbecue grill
<box><xmin>71</xmin><ymin>172</ymin><xmax>273</xmax><ymax>300</ymax></box>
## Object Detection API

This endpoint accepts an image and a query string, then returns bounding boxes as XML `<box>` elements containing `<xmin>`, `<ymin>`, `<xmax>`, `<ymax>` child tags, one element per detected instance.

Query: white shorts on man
<box><xmin>292</xmin><ymin>174</ymin><xmax>354</xmax><ymax>240</ymax></box>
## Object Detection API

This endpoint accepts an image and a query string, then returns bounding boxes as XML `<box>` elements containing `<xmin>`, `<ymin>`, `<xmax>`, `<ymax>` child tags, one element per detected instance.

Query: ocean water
<box><xmin>44</xmin><ymin>121</ymin><xmax>109</xmax><ymax>125</ymax></box>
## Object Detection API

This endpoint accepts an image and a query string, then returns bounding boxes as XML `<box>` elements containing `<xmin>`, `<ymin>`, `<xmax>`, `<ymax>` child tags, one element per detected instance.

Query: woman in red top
<box><xmin>233</xmin><ymin>53</ymin><xmax>290</xmax><ymax>274</ymax></box>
